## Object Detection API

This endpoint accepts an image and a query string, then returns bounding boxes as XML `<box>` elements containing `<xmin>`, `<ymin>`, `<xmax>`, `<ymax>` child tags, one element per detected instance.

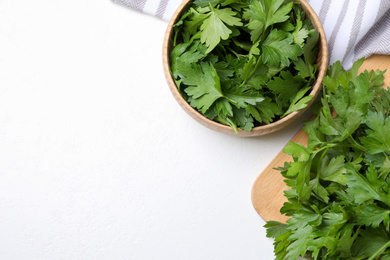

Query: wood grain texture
<box><xmin>252</xmin><ymin>54</ymin><xmax>390</xmax><ymax>223</ymax></box>
<box><xmin>162</xmin><ymin>0</ymin><xmax>328</xmax><ymax>137</ymax></box>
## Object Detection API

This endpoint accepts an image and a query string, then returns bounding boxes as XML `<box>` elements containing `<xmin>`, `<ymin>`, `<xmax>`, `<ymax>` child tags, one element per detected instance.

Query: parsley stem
<box><xmin>173</xmin><ymin>29</ymin><xmax>178</xmax><ymax>46</ymax></box>
<box><xmin>316</xmin><ymin>147</ymin><xmax>330</xmax><ymax>176</ymax></box>
<box><xmin>239</xmin><ymin>56</ymin><xmax>263</xmax><ymax>88</ymax></box>
<box><xmin>313</xmin><ymin>144</ymin><xmax>336</xmax><ymax>155</ymax></box>
<box><xmin>348</xmin><ymin>136</ymin><xmax>366</xmax><ymax>152</ymax></box>
<box><xmin>226</xmin><ymin>97</ymin><xmax>238</xmax><ymax>105</ymax></box>
<box><xmin>226</xmin><ymin>47</ymin><xmax>246</xmax><ymax>59</ymax></box>
<box><xmin>209</xmin><ymin>2</ymin><xmax>214</xmax><ymax>12</ymax></box>
<box><xmin>368</xmin><ymin>240</ymin><xmax>390</xmax><ymax>260</ymax></box>
<box><xmin>216</xmin><ymin>115</ymin><xmax>239</xmax><ymax>134</ymax></box>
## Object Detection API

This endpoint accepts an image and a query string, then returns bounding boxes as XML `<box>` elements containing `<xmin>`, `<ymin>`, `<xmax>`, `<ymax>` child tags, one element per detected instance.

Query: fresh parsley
<box><xmin>266</xmin><ymin>58</ymin><xmax>390</xmax><ymax>259</ymax></box>
<box><xmin>170</xmin><ymin>0</ymin><xmax>320</xmax><ymax>132</ymax></box>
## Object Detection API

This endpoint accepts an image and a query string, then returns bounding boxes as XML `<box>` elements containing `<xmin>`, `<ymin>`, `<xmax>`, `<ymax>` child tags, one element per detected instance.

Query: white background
<box><xmin>0</xmin><ymin>1</ymin><xmax>307</xmax><ymax>259</ymax></box>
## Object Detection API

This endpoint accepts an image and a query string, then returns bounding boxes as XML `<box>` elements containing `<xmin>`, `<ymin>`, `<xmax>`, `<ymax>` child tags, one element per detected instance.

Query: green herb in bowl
<box><xmin>163</xmin><ymin>0</ymin><xmax>328</xmax><ymax>136</ymax></box>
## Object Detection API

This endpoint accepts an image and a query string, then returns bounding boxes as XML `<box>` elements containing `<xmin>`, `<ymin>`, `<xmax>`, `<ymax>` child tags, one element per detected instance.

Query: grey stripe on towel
<box><xmin>327</xmin><ymin>0</ymin><xmax>350</xmax><ymax>58</ymax></box>
<box><xmin>318</xmin><ymin>0</ymin><xmax>332</xmax><ymax>25</ymax></box>
<box><xmin>156</xmin><ymin>0</ymin><xmax>169</xmax><ymax>18</ymax></box>
<box><xmin>355</xmin><ymin>8</ymin><xmax>390</xmax><ymax>59</ymax></box>
<box><xmin>113</xmin><ymin>0</ymin><xmax>146</xmax><ymax>11</ymax></box>
<box><xmin>343</xmin><ymin>0</ymin><xmax>366</xmax><ymax>61</ymax></box>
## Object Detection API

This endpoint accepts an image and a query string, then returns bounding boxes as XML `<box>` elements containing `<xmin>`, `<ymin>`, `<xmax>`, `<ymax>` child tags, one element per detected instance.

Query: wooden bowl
<box><xmin>163</xmin><ymin>0</ymin><xmax>328</xmax><ymax>137</ymax></box>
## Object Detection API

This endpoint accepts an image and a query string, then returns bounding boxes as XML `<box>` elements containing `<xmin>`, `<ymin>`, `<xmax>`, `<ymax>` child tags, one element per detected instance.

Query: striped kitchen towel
<box><xmin>113</xmin><ymin>0</ymin><xmax>390</xmax><ymax>70</ymax></box>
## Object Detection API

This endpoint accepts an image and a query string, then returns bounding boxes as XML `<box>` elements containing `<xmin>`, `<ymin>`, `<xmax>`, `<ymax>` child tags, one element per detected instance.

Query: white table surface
<box><xmin>0</xmin><ymin>1</ymin><xmax>309</xmax><ymax>259</ymax></box>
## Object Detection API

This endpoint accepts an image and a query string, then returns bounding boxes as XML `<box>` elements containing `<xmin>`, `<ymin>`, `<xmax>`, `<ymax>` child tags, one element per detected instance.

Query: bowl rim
<box><xmin>163</xmin><ymin>0</ymin><xmax>329</xmax><ymax>137</ymax></box>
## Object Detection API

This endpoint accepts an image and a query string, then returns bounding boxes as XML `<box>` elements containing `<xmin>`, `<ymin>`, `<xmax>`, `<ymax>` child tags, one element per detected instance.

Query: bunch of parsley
<box><xmin>266</xmin><ymin>58</ymin><xmax>390</xmax><ymax>259</ymax></box>
<box><xmin>169</xmin><ymin>0</ymin><xmax>320</xmax><ymax>132</ymax></box>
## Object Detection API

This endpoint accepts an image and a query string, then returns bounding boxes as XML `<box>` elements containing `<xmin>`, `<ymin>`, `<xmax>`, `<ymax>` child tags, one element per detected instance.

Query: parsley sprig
<box><xmin>266</xmin><ymin>58</ymin><xmax>390</xmax><ymax>259</ymax></box>
<box><xmin>170</xmin><ymin>0</ymin><xmax>320</xmax><ymax>132</ymax></box>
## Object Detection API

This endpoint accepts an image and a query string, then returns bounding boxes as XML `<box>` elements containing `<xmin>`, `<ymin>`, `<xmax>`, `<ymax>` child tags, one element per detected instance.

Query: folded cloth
<box><xmin>113</xmin><ymin>0</ymin><xmax>390</xmax><ymax>70</ymax></box>
<box><xmin>112</xmin><ymin>0</ymin><xmax>183</xmax><ymax>20</ymax></box>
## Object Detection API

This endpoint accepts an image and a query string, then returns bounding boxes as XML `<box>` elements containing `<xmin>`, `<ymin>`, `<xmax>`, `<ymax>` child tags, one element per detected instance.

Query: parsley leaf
<box><xmin>267</xmin><ymin>71</ymin><xmax>306</xmax><ymax>108</ymax></box>
<box><xmin>360</xmin><ymin>111</ymin><xmax>390</xmax><ymax>154</ymax></box>
<box><xmin>183</xmin><ymin>62</ymin><xmax>224</xmax><ymax>113</ymax></box>
<box><xmin>200</xmin><ymin>7</ymin><xmax>242</xmax><ymax>53</ymax></box>
<box><xmin>246</xmin><ymin>97</ymin><xmax>282</xmax><ymax>124</ymax></box>
<box><xmin>286</xmin><ymin>225</ymin><xmax>313</xmax><ymax>259</ymax></box>
<box><xmin>261</xmin><ymin>29</ymin><xmax>302</xmax><ymax>67</ymax></box>
<box><xmin>292</xmin><ymin>9</ymin><xmax>309</xmax><ymax>47</ymax></box>
<box><xmin>345</xmin><ymin>163</ymin><xmax>390</xmax><ymax>206</ymax></box>
<box><xmin>244</xmin><ymin>0</ymin><xmax>293</xmax><ymax>42</ymax></box>
<box><xmin>282</xmin><ymin>87</ymin><xmax>313</xmax><ymax>117</ymax></box>
<box><xmin>357</xmin><ymin>203</ymin><xmax>390</xmax><ymax>230</ymax></box>
<box><xmin>224</xmin><ymin>86</ymin><xmax>264</xmax><ymax>108</ymax></box>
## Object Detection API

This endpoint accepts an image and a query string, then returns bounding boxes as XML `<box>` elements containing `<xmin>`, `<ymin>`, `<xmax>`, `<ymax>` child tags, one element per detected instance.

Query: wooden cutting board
<box><xmin>251</xmin><ymin>54</ymin><xmax>390</xmax><ymax>223</ymax></box>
